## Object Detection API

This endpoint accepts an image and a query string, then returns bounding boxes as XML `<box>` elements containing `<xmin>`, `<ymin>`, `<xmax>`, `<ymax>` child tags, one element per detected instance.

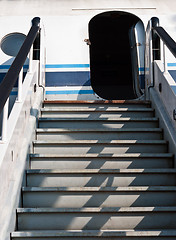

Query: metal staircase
<box><xmin>11</xmin><ymin>100</ymin><xmax>176</xmax><ymax>239</ymax></box>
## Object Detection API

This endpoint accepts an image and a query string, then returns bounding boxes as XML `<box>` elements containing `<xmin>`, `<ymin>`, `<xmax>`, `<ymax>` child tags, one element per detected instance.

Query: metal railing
<box><xmin>0</xmin><ymin>17</ymin><xmax>41</xmax><ymax>142</ymax></box>
<box><xmin>146</xmin><ymin>16</ymin><xmax>176</xmax><ymax>82</ymax></box>
<box><xmin>153</xmin><ymin>26</ymin><xmax>176</xmax><ymax>73</ymax></box>
<box><xmin>145</xmin><ymin>17</ymin><xmax>160</xmax><ymax>90</ymax></box>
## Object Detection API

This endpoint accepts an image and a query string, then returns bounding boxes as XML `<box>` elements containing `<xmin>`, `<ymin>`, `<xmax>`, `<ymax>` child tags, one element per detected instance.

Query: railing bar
<box><xmin>0</xmin><ymin>17</ymin><xmax>40</xmax><ymax>115</ymax></box>
<box><xmin>154</xmin><ymin>26</ymin><xmax>176</xmax><ymax>59</ymax></box>
<box><xmin>17</xmin><ymin>67</ymin><xmax>23</xmax><ymax>102</ymax></box>
<box><xmin>28</xmin><ymin>45</ymin><xmax>33</xmax><ymax>73</ymax></box>
<box><xmin>163</xmin><ymin>42</ymin><xmax>167</xmax><ymax>73</ymax></box>
<box><xmin>149</xmin><ymin>21</ymin><xmax>153</xmax><ymax>86</ymax></box>
<box><xmin>1</xmin><ymin>98</ymin><xmax>9</xmax><ymax>142</ymax></box>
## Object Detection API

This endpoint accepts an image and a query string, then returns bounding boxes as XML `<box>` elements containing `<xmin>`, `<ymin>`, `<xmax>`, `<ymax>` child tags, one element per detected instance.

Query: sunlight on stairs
<box><xmin>11</xmin><ymin>100</ymin><xmax>176</xmax><ymax>239</ymax></box>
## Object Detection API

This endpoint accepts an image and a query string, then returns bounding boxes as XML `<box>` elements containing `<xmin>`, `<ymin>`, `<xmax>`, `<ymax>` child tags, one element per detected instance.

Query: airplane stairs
<box><xmin>11</xmin><ymin>100</ymin><xmax>176</xmax><ymax>239</ymax></box>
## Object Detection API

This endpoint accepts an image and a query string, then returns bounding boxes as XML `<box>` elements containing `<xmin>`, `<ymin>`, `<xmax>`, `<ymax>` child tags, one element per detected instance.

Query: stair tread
<box><xmin>39</xmin><ymin>117</ymin><xmax>158</xmax><ymax>121</ymax></box>
<box><xmin>11</xmin><ymin>229</ymin><xmax>176</xmax><ymax>237</ymax></box>
<box><xmin>22</xmin><ymin>186</ymin><xmax>176</xmax><ymax>192</ymax></box>
<box><xmin>33</xmin><ymin>140</ymin><xmax>167</xmax><ymax>144</ymax></box>
<box><xmin>12</xmin><ymin>98</ymin><xmax>176</xmax><ymax>237</ymax></box>
<box><xmin>36</xmin><ymin>128</ymin><xmax>162</xmax><ymax>133</ymax></box>
<box><xmin>16</xmin><ymin>206</ymin><xmax>176</xmax><ymax>213</ymax></box>
<box><xmin>41</xmin><ymin>107</ymin><xmax>154</xmax><ymax>112</ymax></box>
<box><xmin>43</xmin><ymin>100</ymin><xmax>151</xmax><ymax>104</ymax></box>
<box><xmin>26</xmin><ymin>168</ymin><xmax>176</xmax><ymax>174</ymax></box>
<box><xmin>30</xmin><ymin>153</ymin><xmax>173</xmax><ymax>158</ymax></box>
<box><xmin>14</xmin><ymin>100</ymin><xmax>176</xmax><ymax>235</ymax></box>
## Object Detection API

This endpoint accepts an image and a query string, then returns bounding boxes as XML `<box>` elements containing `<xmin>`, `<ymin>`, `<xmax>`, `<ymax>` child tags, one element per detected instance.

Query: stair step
<box><xmin>41</xmin><ymin>107</ymin><xmax>154</xmax><ymax>112</ymax></box>
<box><xmin>16</xmin><ymin>207</ymin><xmax>176</xmax><ymax>230</ymax></box>
<box><xmin>26</xmin><ymin>169</ymin><xmax>176</xmax><ymax>187</ymax></box>
<box><xmin>38</xmin><ymin>117</ymin><xmax>159</xmax><ymax>128</ymax></box>
<box><xmin>11</xmin><ymin>230</ymin><xmax>176</xmax><ymax>239</ymax></box>
<box><xmin>22</xmin><ymin>186</ymin><xmax>176</xmax><ymax>208</ymax></box>
<box><xmin>33</xmin><ymin>140</ymin><xmax>168</xmax><ymax>154</ymax></box>
<box><xmin>43</xmin><ymin>100</ymin><xmax>151</xmax><ymax>110</ymax></box>
<box><xmin>40</xmin><ymin>108</ymin><xmax>154</xmax><ymax>118</ymax></box>
<box><xmin>12</xmin><ymin>99</ymin><xmax>176</xmax><ymax>238</ymax></box>
<box><xmin>30</xmin><ymin>153</ymin><xmax>174</xmax><ymax>169</ymax></box>
<box><xmin>36</xmin><ymin>128</ymin><xmax>163</xmax><ymax>140</ymax></box>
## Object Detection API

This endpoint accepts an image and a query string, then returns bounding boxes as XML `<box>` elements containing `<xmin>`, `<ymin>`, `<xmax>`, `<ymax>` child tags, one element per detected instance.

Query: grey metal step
<box><xmin>43</xmin><ymin>100</ymin><xmax>151</xmax><ymax>110</ymax></box>
<box><xmin>26</xmin><ymin>169</ymin><xmax>176</xmax><ymax>187</ymax></box>
<box><xmin>11</xmin><ymin>230</ymin><xmax>176</xmax><ymax>240</ymax></box>
<box><xmin>16</xmin><ymin>207</ymin><xmax>176</xmax><ymax>230</ymax></box>
<box><xmin>22</xmin><ymin>186</ymin><xmax>176</xmax><ymax>208</ymax></box>
<box><xmin>30</xmin><ymin>153</ymin><xmax>174</xmax><ymax>169</ymax></box>
<box><xmin>33</xmin><ymin>140</ymin><xmax>168</xmax><ymax>154</ymax></box>
<box><xmin>40</xmin><ymin>108</ymin><xmax>154</xmax><ymax>118</ymax></box>
<box><xmin>13</xmin><ymin>99</ymin><xmax>176</xmax><ymax>238</ymax></box>
<box><xmin>38</xmin><ymin>117</ymin><xmax>159</xmax><ymax>128</ymax></box>
<box><xmin>36</xmin><ymin>128</ymin><xmax>163</xmax><ymax>140</ymax></box>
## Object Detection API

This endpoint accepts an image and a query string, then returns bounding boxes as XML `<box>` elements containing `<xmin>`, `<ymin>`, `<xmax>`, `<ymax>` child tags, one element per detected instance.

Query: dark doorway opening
<box><xmin>89</xmin><ymin>11</ymin><xmax>143</xmax><ymax>100</ymax></box>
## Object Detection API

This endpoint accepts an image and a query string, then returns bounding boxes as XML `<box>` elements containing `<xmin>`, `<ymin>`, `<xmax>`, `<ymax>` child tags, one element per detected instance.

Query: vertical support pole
<box><xmin>28</xmin><ymin>45</ymin><xmax>33</xmax><ymax>73</ymax></box>
<box><xmin>1</xmin><ymin>98</ymin><xmax>9</xmax><ymax>142</ymax></box>
<box><xmin>150</xmin><ymin>17</ymin><xmax>160</xmax><ymax>87</ymax></box>
<box><xmin>163</xmin><ymin>42</ymin><xmax>167</xmax><ymax>73</ymax></box>
<box><xmin>149</xmin><ymin>21</ymin><xmax>154</xmax><ymax>86</ymax></box>
<box><xmin>17</xmin><ymin>67</ymin><xmax>23</xmax><ymax>102</ymax></box>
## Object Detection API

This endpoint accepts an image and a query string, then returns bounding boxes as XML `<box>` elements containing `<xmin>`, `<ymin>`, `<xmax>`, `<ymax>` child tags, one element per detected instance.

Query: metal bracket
<box><xmin>84</xmin><ymin>39</ymin><xmax>91</xmax><ymax>45</ymax></box>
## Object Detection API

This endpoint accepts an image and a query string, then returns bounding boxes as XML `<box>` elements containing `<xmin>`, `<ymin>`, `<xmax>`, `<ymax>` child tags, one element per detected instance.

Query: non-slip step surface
<box><xmin>16</xmin><ymin>207</ymin><xmax>176</xmax><ymax>230</ymax></box>
<box><xmin>26</xmin><ymin>169</ymin><xmax>176</xmax><ymax>187</ymax></box>
<box><xmin>33</xmin><ymin>140</ymin><xmax>168</xmax><ymax>154</ymax></box>
<box><xmin>11</xmin><ymin>230</ymin><xmax>176</xmax><ymax>240</ymax></box>
<box><xmin>38</xmin><ymin>117</ymin><xmax>159</xmax><ymax>128</ymax></box>
<box><xmin>40</xmin><ymin>108</ymin><xmax>155</xmax><ymax>118</ymax></box>
<box><xmin>36</xmin><ymin>128</ymin><xmax>163</xmax><ymax>140</ymax></box>
<box><xmin>12</xmin><ymin>99</ymin><xmax>176</xmax><ymax>238</ymax></box>
<box><xmin>36</xmin><ymin>128</ymin><xmax>162</xmax><ymax>133</ymax></box>
<box><xmin>22</xmin><ymin>186</ymin><xmax>176</xmax><ymax>208</ymax></box>
<box><xmin>43</xmin><ymin>100</ymin><xmax>151</xmax><ymax>110</ymax></box>
<box><xmin>29</xmin><ymin>153</ymin><xmax>174</xmax><ymax>169</ymax></box>
<box><xmin>41</xmin><ymin>107</ymin><xmax>154</xmax><ymax>112</ymax></box>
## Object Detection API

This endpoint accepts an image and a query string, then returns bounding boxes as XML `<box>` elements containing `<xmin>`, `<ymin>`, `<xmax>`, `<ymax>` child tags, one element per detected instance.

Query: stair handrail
<box><xmin>153</xmin><ymin>26</ymin><xmax>176</xmax><ymax>74</ymax></box>
<box><xmin>0</xmin><ymin>17</ymin><xmax>41</xmax><ymax>115</ymax></box>
<box><xmin>153</xmin><ymin>26</ymin><xmax>176</xmax><ymax>59</ymax></box>
<box><xmin>145</xmin><ymin>16</ymin><xmax>176</xmax><ymax>131</ymax></box>
<box><xmin>146</xmin><ymin>17</ymin><xmax>176</xmax><ymax>87</ymax></box>
<box><xmin>145</xmin><ymin>17</ymin><xmax>160</xmax><ymax>92</ymax></box>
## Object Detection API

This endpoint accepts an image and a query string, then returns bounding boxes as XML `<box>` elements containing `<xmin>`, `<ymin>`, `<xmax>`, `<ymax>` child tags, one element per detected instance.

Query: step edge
<box><xmin>41</xmin><ymin>108</ymin><xmax>154</xmax><ymax>112</ymax></box>
<box><xmin>36</xmin><ymin>128</ymin><xmax>163</xmax><ymax>133</ymax></box>
<box><xmin>22</xmin><ymin>186</ymin><xmax>176</xmax><ymax>192</ymax></box>
<box><xmin>16</xmin><ymin>206</ymin><xmax>176</xmax><ymax>213</ymax></box>
<box><xmin>29</xmin><ymin>153</ymin><xmax>174</xmax><ymax>158</ymax></box>
<box><xmin>32</xmin><ymin>140</ymin><xmax>167</xmax><ymax>144</ymax></box>
<box><xmin>38</xmin><ymin>117</ymin><xmax>158</xmax><ymax>122</ymax></box>
<box><xmin>11</xmin><ymin>230</ymin><xmax>176</xmax><ymax>237</ymax></box>
<box><xmin>43</xmin><ymin>100</ymin><xmax>151</xmax><ymax>104</ymax></box>
<box><xmin>26</xmin><ymin>168</ymin><xmax>176</xmax><ymax>174</ymax></box>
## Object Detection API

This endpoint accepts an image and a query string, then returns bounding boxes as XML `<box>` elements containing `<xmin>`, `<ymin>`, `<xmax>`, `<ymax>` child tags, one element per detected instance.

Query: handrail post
<box><xmin>151</xmin><ymin>17</ymin><xmax>160</xmax><ymax>87</ymax></box>
<box><xmin>149</xmin><ymin>20</ymin><xmax>153</xmax><ymax>86</ymax></box>
<box><xmin>17</xmin><ymin>67</ymin><xmax>23</xmax><ymax>102</ymax></box>
<box><xmin>163</xmin><ymin>42</ymin><xmax>167</xmax><ymax>73</ymax></box>
<box><xmin>1</xmin><ymin>98</ymin><xmax>9</xmax><ymax>142</ymax></box>
<box><xmin>28</xmin><ymin>45</ymin><xmax>33</xmax><ymax>73</ymax></box>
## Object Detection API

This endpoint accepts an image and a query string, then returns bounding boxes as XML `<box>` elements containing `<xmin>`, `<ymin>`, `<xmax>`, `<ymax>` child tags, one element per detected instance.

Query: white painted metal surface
<box><xmin>1</xmin><ymin>97</ymin><xmax>9</xmax><ymax>142</ymax></box>
<box><xmin>0</xmin><ymin>61</ymin><xmax>43</xmax><ymax>240</ymax></box>
<box><xmin>17</xmin><ymin>67</ymin><xmax>23</xmax><ymax>102</ymax></box>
